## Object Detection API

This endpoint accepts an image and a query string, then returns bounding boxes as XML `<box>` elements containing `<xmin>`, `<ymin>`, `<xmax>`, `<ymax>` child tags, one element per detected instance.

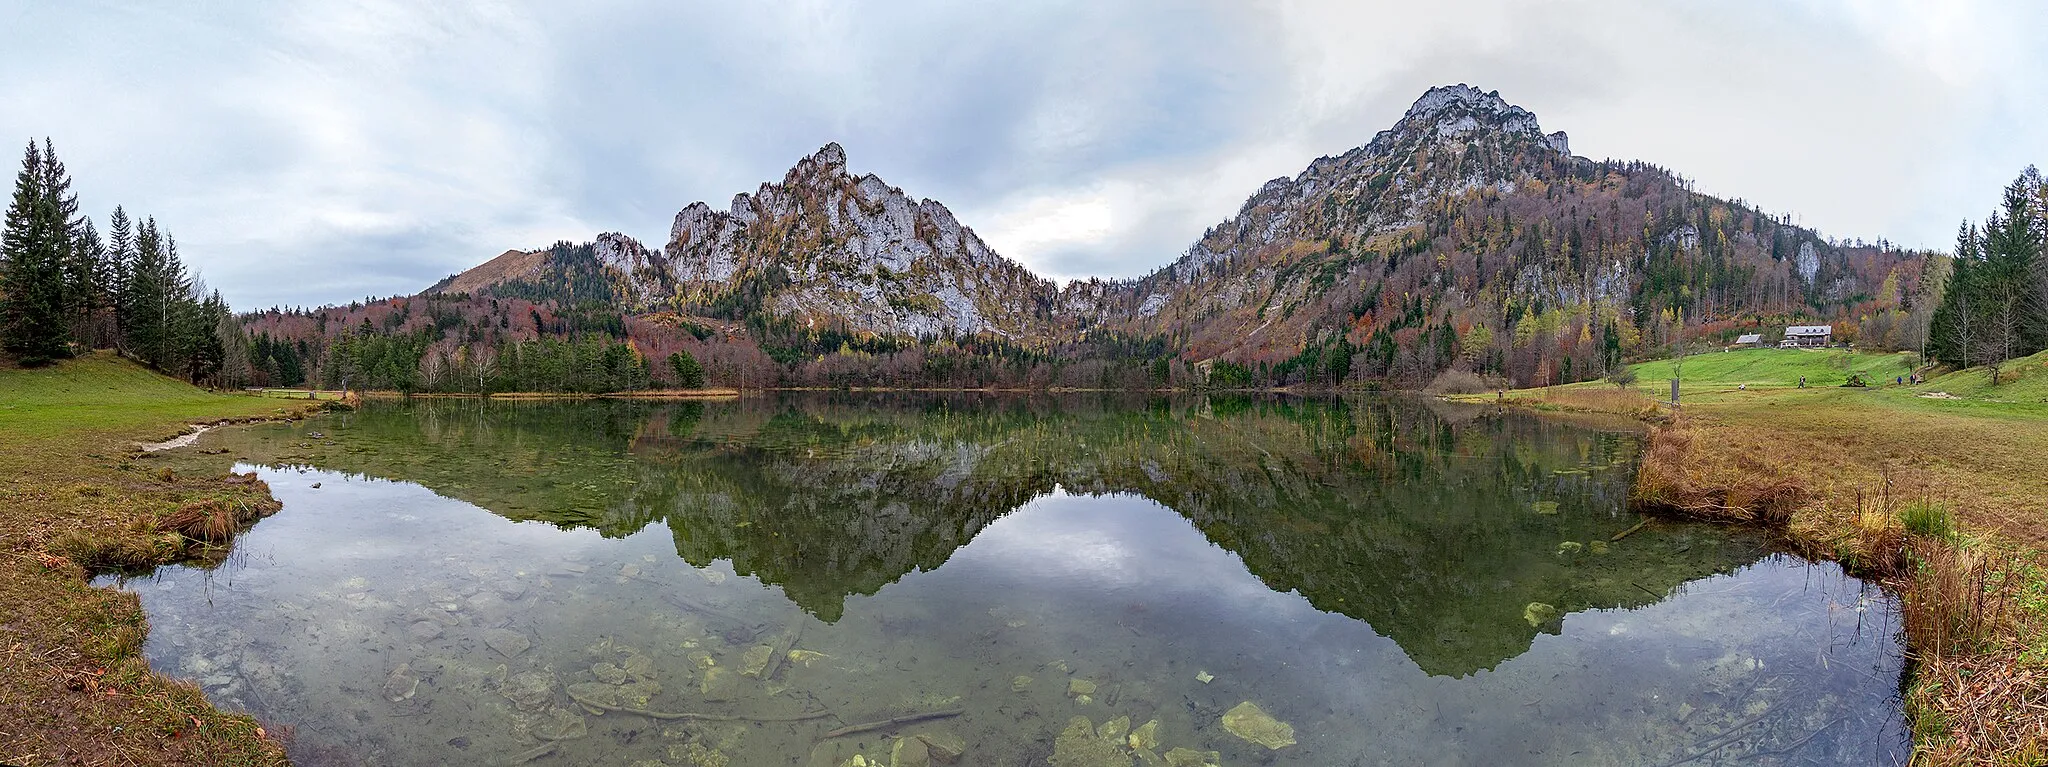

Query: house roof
<box><xmin>1785</xmin><ymin>325</ymin><xmax>1832</xmax><ymax>336</ymax></box>
<box><xmin>1735</xmin><ymin>334</ymin><xmax>1763</xmax><ymax>344</ymax></box>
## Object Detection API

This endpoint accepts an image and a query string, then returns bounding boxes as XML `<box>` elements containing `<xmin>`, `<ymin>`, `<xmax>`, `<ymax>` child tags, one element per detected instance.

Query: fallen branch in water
<box><xmin>1611</xmin><ymin>518</ymin><xmax>1651</xmax><ymax>541</ymax></box>
<box><xmin>819</xmin><ymin>708</ymin><xmax>965</xmax><ymax>739</ymax></box>
<box><xmin>566</xmin><ymin>689</ymin><xmax>830</xmax><ymax>722</ymax></box>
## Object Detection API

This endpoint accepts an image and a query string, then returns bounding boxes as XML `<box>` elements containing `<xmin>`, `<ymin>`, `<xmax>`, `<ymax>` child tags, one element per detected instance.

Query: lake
<box><xmin>105</xmin><ymin>395</ymin><xmax>1909</xmax><ymax>765</ymax></box>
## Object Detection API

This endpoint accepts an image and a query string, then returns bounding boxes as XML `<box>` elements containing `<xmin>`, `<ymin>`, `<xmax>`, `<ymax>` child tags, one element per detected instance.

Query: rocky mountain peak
<box><xmin>1375</xmin><ymin>83</ymin><xmax>1569</xmax><ymax>155</ymax></box>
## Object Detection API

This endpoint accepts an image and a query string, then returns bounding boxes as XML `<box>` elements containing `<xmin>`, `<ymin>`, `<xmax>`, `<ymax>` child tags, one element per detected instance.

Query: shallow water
<box><xmin>107</xmin><ymin>395</ymin><xmax>1909</xmax><ymax>765</ymax></box>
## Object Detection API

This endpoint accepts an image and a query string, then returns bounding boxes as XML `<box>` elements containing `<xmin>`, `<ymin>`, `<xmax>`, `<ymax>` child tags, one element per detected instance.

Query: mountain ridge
<box><xmin>276</xmin><ymin>83</ymin><xmax>1932</xmax><ymax>391</ymax></box>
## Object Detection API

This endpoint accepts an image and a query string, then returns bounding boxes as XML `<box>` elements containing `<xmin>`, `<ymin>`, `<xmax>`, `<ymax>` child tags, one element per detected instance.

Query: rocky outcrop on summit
<box><xmin>600</xmin><ymin>143</ymin><xmax>1058</xmax><ymax>338</ymax></box>
<box><xmin>1103</xmin><ymin>85</ymin><xmax>1582</xmax><ymax>349</ymax></box>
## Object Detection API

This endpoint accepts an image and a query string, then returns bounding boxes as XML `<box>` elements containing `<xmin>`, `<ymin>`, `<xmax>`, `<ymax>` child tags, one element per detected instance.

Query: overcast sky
<box><xmin>2</xmin><ymin>1</ymin><xmax>2042</xmax><ymax>309</ymax></box>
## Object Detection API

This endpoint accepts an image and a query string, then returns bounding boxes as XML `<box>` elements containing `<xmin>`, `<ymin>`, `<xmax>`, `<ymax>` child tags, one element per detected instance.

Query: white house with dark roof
<box><xmin>1779</xmin><ymin>325</ymin><xmax>1832</xmax><ymax>348</ymax></box>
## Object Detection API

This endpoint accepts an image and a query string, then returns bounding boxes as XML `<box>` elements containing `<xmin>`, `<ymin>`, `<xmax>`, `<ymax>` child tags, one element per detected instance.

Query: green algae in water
<box><xmin>118</xmin><ymin>394</ymin><xmax>1910</xmax><ymax>766</ymax></box>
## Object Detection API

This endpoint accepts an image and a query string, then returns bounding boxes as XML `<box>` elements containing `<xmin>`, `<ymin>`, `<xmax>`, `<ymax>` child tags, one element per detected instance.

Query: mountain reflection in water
<box><xmin>118</xmin><ymin>394</ymin><xmax>1907</xmax><ymax>765</ymax></box>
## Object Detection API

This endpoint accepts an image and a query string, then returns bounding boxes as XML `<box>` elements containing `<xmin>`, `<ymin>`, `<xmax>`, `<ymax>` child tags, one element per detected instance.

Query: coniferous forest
<box><xmin>1928</xmin><ymin>168</ymin><xmax>2048</xmax><ymax>380</ymax></box>
<box><xmin>0</xmin><ymin>140</ymin><xmax>237</xmax><ymax>382</ymax></box>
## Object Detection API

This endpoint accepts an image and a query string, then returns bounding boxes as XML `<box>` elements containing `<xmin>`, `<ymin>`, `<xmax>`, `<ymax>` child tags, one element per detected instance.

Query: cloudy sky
<box><xmin>2</xmin><ymin>1</ymin><xmax>2042</xmax><ymax>309</ymax></box>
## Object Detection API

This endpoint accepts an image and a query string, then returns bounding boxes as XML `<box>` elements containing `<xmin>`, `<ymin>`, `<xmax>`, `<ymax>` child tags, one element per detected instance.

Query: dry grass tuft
<box><xmin>1630</xmin><ymin>421</ymin><xmax>1806</xmax><ymax>527</ymax></box>
<box><xmin>1902</xmin><ymin>539</ymin><xmax>2007</xmax><ymax>659</ymax></box>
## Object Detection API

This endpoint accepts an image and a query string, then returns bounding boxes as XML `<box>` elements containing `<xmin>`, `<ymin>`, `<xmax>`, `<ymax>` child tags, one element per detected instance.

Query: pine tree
<box><xmin>668</xmin><ymin>349</ymin><xmax>705</xmax><ymax>389</ymax></box>
<box><xmin>0</xmin><ymin>140</ymin><xmax>71</xmax><ymax>364</ymax></box>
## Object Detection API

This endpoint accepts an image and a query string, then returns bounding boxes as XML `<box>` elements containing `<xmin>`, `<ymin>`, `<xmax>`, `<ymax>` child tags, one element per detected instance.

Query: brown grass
<box><xmin>1629</xmin><ymin>421</ymin><xmax>1805</xmax><ymax>528</ymax></box>
<box><xmin>1480</xmin><ymin>385</ymin><xmax>1671</xmax><ymax>421</ymax></box>
<box><xmin>1902</xmin><ymin>539</ymin><xmax>2006</xmax><ymax>659</ymax></box>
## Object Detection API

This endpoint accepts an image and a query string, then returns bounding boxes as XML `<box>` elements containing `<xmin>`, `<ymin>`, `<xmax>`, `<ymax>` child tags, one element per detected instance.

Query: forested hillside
<box><xmin>0</xmin><ymin>140</ymin><xmax>244</xmax><ymax>384</ymax></box>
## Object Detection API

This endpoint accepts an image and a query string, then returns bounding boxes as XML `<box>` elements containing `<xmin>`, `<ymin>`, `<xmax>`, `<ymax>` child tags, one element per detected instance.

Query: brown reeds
<box><xmin>1630</xmin><ymin>421</ymin><xmax>1806</xmax><ymax>526</ymax></box>
<box><xmin>1901</xmin><ymin>539</ymin><xmax>2006</xmax><ymax>659</ymax></box>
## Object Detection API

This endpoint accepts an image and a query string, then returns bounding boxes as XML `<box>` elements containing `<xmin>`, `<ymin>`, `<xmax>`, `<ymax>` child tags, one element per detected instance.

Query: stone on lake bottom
<box><xmin>890</xmin><ymin>735</ymin><xmax>930</xmax><ymax>767</ymax></box>
<box><xmin>1220</xmin><ymin>701</ymin><xmax>1295</xmax><ymax>750</ymax></box>
<box><xmin>916</xmin><ymin>731</ymin><xmax>966</xmax><ymax>764</ymax></box>
<box><xmin>700</xmin><ymin>665</ymin><xmax>738</xmax><ymax>701</ymax></box>
<box><xmin>1050</xmin><ymin>716</ymin><xmax>1134</xmax><ymax>767</ymax></box>
<box><xmin>484</xmin><ymin>628</ymin><xmax>530</xmax><ymax>659</ymax></box>
<box><xmin>742</xmin><ymin>644</ymin><xmax>775</xmax><ymax>677</ymax></box>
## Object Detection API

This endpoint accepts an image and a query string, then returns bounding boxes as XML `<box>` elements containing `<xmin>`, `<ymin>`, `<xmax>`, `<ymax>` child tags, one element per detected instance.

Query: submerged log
<box><xmin>819</xmin><ymin>708</ymin><xmax>966</xmax><ymax>739</ymax></box>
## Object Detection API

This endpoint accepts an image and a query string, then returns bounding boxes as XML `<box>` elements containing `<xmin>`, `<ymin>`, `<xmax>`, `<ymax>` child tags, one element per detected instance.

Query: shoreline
<box><xmin>1474</xmin><ymin>383</ymin><xmax>2048</xmax><ymax>764</ymax></box>
<box><xmin>1</xmin><ymin>352</ymin><xmax>337</xmax><ymax>766</ymax></box>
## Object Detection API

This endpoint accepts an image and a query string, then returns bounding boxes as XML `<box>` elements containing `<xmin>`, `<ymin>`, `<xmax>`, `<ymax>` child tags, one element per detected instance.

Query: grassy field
<box><xmin>0</xmin><ymin>351</ymin><xmax>321</xmax><ymax>767</ymax></box>
<box><xmin>1629</xmin><ymin>346</ymin><xmax>1916</xmax><ymax>391</ymax></box>
<box><xmin>1912</xmin><ymin>349</ymin><xmax>2048</xmax><ymax>404</ymax></box>
<box><xmin>1489</xmin><ymin>348</ymin><xmax>2048</xmax><ymax>765</ymax></box>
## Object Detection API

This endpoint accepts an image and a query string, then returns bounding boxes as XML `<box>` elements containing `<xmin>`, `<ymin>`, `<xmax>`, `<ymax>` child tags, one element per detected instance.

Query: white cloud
<box><xmin>2</xmin><ymin>1</ymin><xmax>2042</xmax><ymax>307</ymax></box>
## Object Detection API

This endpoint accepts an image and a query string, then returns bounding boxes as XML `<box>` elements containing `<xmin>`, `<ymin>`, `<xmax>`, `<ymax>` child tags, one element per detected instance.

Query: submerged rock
<box><xmin>1531</xmin><ymin>500</ymin><xmax>1560</xmax><ymax>515</ymax></box>
<box><xmin>519</xmin><ymin>707</ymin><xmax>588</xmax><ymax>741</ymax></box>
<box><xmin>890</xmin><ymin>735</ymin><xmax>930</xmax><ymax>767</ymax></box>
<box><xmin>916</xmin><ymin>732</ymin><xmax>966</xmax><ymax>764</ymax></box>
<box><xmin>1127</xmin><ymin>719</ymin><xmax>1160</xmax><ymax>752</ymax></box>
<box><xmin>742</xmin><ymin>644</ymin><xmax>775</xmax><ymax>678</ymax></box>
<box><xmin>1051</xmin><ymin>716</ymin><xmax>1134</xmax><ymax>767</ymax></box>
<box><xmin>1220</xmin><ymin>701</ymin><xmax>1295</xmax><ymax>750</ymax></box>
<box><xmin>593</xmin><ymin>662</ymin><xmax>629</xmax><ymax>685</ymax></box>
<box><xmin>700</xmin><ymin>665</ymin><xmax>738</xmax><ymax>701</ymax></box>
<box><xmin>622</xmin><ymin>652</ymin><xmax>655</xmax><ymax>678</ymax></box>
<box><xmin>1011</xmin><ymin>675</ymin><xmax>1033</xmax><ymax>692</ymax></box>
<box><xmin>1067</xmin><ymin>678</ymin><xmax>1097</xmax><ymax>697</ymax></box>
<box><xmin>408</xmin><ymin>621</ymin><xmax>444</xmax><ymax>642</ymax></box>
<box><xmin>382</xmin><ymin>663</ymin><xmax>419</xmax><ymax>702</ymax></box>
<box><xmin>1523</xmin><ymin>602</ymin><xmax>1562</xmax><ymax>630</ymax></box>
<box><xmin>484</xmin><ymin>628</ymin><xmax>531</xmax><ymax>659</ymax></box>
<box><xmin>501</xmin><ymin>670</ymin><xmax>557</xmax><ymax>710</ymax></box>
<box><xmin>1160</xmin><ymin>748</ymin><xmax>1220</xmax><ymax>767</ymax></box>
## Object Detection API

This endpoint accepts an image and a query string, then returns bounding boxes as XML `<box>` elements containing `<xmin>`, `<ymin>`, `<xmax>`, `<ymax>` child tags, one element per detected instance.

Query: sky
<box><xmin>2</xmin><ymin>1</ymin><xmax>2043</xmax><ymax>309</ymax></box>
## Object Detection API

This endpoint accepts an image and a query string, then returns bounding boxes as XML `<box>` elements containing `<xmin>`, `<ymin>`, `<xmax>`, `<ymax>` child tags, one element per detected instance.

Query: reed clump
<box><xmin>1630</xmin><ymin>421</ymin><xmax>1804</xmax><ymax>526</ymax></box>
<box><xmin>1902</xmin><ymin>538</ymin><xmax>2006</xmax><ymax>659</ymax></box>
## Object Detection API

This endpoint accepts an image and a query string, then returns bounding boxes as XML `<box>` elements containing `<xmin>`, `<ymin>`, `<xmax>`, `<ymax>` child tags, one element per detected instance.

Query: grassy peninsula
<box><xmin>0</xmin><ymin>351</ymin><xmax>323</xmax><ymax>766</ymax></box>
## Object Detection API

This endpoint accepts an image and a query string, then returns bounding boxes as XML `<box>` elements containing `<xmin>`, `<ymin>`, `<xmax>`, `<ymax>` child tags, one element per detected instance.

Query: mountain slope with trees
<box><xmin>226</xmin><ymin>85</ymin><xmax>1946</xmax><ymax>393</ymax></box>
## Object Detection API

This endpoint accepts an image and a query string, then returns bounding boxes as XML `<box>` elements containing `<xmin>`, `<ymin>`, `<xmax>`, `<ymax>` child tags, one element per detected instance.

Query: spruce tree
<box><xmin>105</xmin><ymin>206</ymin><xmax>133</xmax><ymax>338</ymax></box>
<box><xmin>122</xmin><ymin>217</ymin><xmax>167</xmax><ymax>365</ymax></box>
<box><xmin>668</xmin><ymin>349</ymin><xmax>705</xmax><ymax>389</ymax></box>
<box><xmin>66</xmin><ymin>217</ymin><xmax>111</xmax><ymax>347</ymax></box>
<box><xmin>0</xmin><ymin>140</ymin><xmax>71</xmax><ymax>364</ymax></box>
<box><xmin>159</xmin><ymin>234</ymin><xmax>195</xmax><ymax>373</ymax></box>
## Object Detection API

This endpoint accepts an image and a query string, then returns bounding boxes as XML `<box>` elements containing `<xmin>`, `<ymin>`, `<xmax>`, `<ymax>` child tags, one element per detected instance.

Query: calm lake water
<box><xmin>106</xmin><ymin>395</ymin><xmax>1909</xmax><ymax>766</ymax></box>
